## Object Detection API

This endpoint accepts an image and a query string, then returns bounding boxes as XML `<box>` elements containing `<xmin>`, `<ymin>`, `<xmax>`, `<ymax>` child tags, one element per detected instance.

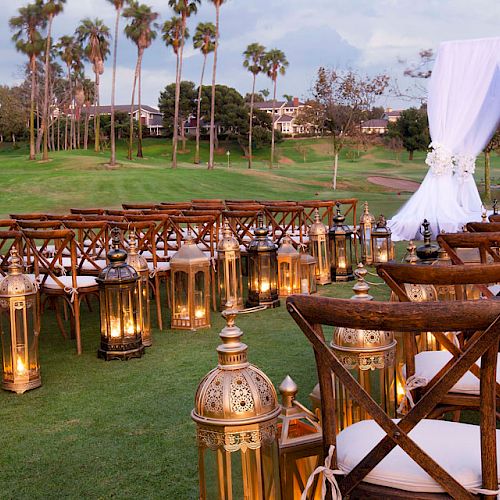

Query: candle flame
<box><xmin>16</xmin><ymin>357</ymin><xmax>26</xmax><ymax>375</ymax></box>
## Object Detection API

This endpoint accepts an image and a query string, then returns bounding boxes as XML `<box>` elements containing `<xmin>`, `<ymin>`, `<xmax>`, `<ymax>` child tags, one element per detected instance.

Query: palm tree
<box><xmin>207</xmin><ymin>0</ymin><xmax>226</xmax><ymax>170</ymax></box>
<box><xmin>169</xmin><ymin>0</ymin><xmax>200</xmax><ymax>167</ymax></box>
<box><xmin>106</xmin><ymin>0</ymin><xmax>127</xmax><ymax>166</ymax></box>
<box><xmin>9</xmin><ymin>2</ymin><xmax>47</xmax><ymax>160</ymax></box>
<box><xmin>243</xmin><ymin>43</ymin><xmax>266</xmax><ymax>169</ymax></box>
<box><xmin>123</xmin><ymin>1</ymin><xmax>158</xmax><ymax>159</ymax></box>
<box><xmin>192</xmin><ymin>22</ymin><xmax>215</xmax><ymax>164</ymax></box>
<box><xmin>263</xmin><ymin>48</ymin><xmax>288</xmax><ymax>169</ymax></box>
<box><xmin>161</xmin><ymin>16</ymin><xmax>186</xmax><ymax>167</ymax></box>
<box><xmin>76</xmin><ymin>18</ymin><xmax>110</xmax><ymax>153</ymax></box>
<box><xmin>40</xmin><ymin>0</ymin><xmax>66</xmax><ymax>161</ymax></box>
<box><xmin>81</xmin><ymin>77</ymin><xmax>95</xmax><ymax>150</ymax></box>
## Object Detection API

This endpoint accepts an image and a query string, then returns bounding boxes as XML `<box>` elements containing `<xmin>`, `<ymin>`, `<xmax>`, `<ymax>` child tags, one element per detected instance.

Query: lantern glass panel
<box><xmin>310</xmin><ymin>235</ymin><xmax>330</xmax><ymax>284</ymax></box>
<box><xmin>373</xmin><ymin>236</ymin><xmax>390</xmax><ymax>263</ymax></box>
<box><xmin>194</xmin><ymin>271</ymin><xmax>207</xmax><ymax>320</ymax></box>
<box><xmin>363</xmin><ymin>225</ymin><xmax>372</xmax><ymax>262</ymax></box>
<box><xmin>137</xmin><ymin>274</ymin><xmax>151</xmax><ymax>344</ymax></box>
<box><xmin>219</xmin><ymin>251</ymin><xmax>242</xmax><ymax>308</ymax></box>
<box><xmin>173</xmin><ymin>271</ymin><xmax>189</xmax><ymax>320</ymax></box>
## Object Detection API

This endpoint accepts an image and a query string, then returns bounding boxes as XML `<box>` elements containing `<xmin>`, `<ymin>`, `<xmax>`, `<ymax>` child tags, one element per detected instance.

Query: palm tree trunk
<box><xmin>208</xmin><ymin>4</ymin><xmax>220</xmax><ymax>170</ymax></box>
<box><xmin>29</xmin><ymin>56</ymin><xmax>36</xmax><ymax>160</ymax></box>
<box><xmin>137</xmin><ymin>51</ymin><xmax>144</xmax><ymax>158</ymax></box>
<box><xmin>67</xmin><ymin>64</ymin><xmax>72</xmax><ymax>151</ymax></box>
<box><xmin>332</xmin><ymin>152</ymin><xmax>338</xmax><ymax>190</ymax></box>
<box><xmin>110</xmin><ymin>7</ymin><xmax>121</xmax><ymax>166</ymax></box>
<box><xmin>64</xmin><ymin>111</ymin><xmax>68</xmax><ymax>150</ymax></box>
<box><xmin>248</xmin><ymin>73</ymin><xmax>256</xmax><ymax>169</ymax></box>
<box><xmin>485</xmin><ymin>150</ymin><xmax>491</xmax><ymax>203</ymax></box>
<box><xmin>84</xmin><ymin>103</ymin><xmax>89</xmax><ymax>150</ymax></box>
<box><xmin>94</xmin><ymin>72</ymin><xmax>101</xmax><ymax>152</ymax></box>
<box><xmin>77</xmin><ymin>108</ymin><xmax>81</xmax><ymax>148</ymax></box>
<box><xmin>128</xmin><ymin>53</ymin><xmax>140</xmax><ymax>161</ymax></box>
<box><xmin>270</xmin><ymin>78</ymin><xmax>277</xmax><ymax>169</ymax></box>
<box><xmin>172</xmin><ymin>18</ymin><xmax>187</xmax><ymax>168</ymax></box>
<box><xmin>194</xmin><ymin>54</ymin><xmax>207</xmax><ymax>164</ymax></box>
<box><xmin>42</xmin><ymin>14</ymin><xmax>53</xmax><ymax>161</ymax></box>
<box><xmin>57</xmin><ymin>112</ymin><xmax>60</xmax><ymax>151</ymax></box>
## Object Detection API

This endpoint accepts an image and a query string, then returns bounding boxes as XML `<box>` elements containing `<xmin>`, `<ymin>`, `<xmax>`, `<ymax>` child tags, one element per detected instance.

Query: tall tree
<box><xmin>243</xmin><ymin>43</ymin><xmax>266</xmax><ymax>169</ymax></box>
<box><xmin>40</xmin><ymin>0</ymin><xmax>66</xmax><ymax>161</ymax></box>
<box><xmin>262</xmin><ymin>48</ymin><xmax>288</xmax><ymax>169</ymax></box>
<box><xmin>106</xmin><ymin>0</ymin><xmax>127</xmax><ymax>166</ymax></box>
<box><xmin>192</xmin><ymin>22</ymin><xmax>215</xmax><ymax>164</ymax></box>
<box><xmin>76</xmin><ymin>18</ymin><xmax>110</xmax><ymax>152</ymax></box>
<box><xmin>387</xmin><ymin>107</ymin><xmax>429</xmax><ymax>160</ymax></box>
<box><xmin>123</xmin><ymin>1</ymin><xmax>158</xmax><ymax>159</ymax></box>
<box><xmin>9</xmin><ymin>1</ymin><xmax>47</xmax><ymax>160</ymax></box>
<box><xmin>81</xmin><ymin>77</ymin><xmax>94</xmax><ymax>150</ymax></box>
<box><xmin>169</xmin><ymin>0</ymin><xmax>200</xmax><ymax>167</ymax></box>
<box><xmin>207</xmin><ymin>0</ymin><xmax>226</xmax><ymax>170</ymax></box>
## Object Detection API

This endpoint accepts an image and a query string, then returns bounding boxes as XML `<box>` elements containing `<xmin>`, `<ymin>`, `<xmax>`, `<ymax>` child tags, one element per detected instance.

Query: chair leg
<box><xmin>74</xmin><ymin>297</ymin><xmax>82</xmax><ymax>355</ymax></box>
<box><xmin>53</xmin><ymin>297</ymin><xmax>68</xmax><ymax>340</ymax></box>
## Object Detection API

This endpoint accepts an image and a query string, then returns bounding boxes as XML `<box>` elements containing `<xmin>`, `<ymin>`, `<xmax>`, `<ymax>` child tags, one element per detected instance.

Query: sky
<box><xmin>1</xmin><ymin>0</ymin><xmax>499</xmax><ymax>110</ymax></box>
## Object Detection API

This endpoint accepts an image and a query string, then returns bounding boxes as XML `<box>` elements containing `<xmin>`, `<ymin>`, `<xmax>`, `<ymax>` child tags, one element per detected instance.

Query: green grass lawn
<box><xmin>0</xmin><ymin>138</ymin><xmax>498</xmax><ymax>498</ymax></box>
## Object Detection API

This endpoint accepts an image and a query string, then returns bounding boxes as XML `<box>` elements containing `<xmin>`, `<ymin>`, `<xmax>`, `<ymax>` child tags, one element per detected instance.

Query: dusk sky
<box><xmin>1</xmin><ymin>0</ymin><xmax>499</xmax><ymax>109</ymax></box>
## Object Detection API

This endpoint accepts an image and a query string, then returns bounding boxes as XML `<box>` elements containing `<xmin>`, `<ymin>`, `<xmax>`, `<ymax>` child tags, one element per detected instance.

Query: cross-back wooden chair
<box><xmin>191</xmin><ymin>198</ymin><xmax>224</xmax><ymax>205</ymax></box>
<box><xmin>377</xmin><ymin>262</ymin><xmax>500</xmax><ymax>419</ymax></box>
<box><xmin>437</xmin><ymin>232</ymin><xmax>500</xmax><ymax>265</ymax></box>
<box><xmin>45</xmin><ymin>214</ymin><xmax>83</xmax><ymax>222</ymax></box>
<box><xmin>70</xmin><ymin>207</ymin><xmax>105</xmax><ymax>216</ymax></box>
<box><xmin>153</xmin><ymin>207</ymin><xmax>183</xmax><ymax>216</ymax></box>
<box><xmin>264</xmin><ymin>204</ymin><xmax>305</xmax><ymax>246</ymax></box>
<box><xmin>0</xmin><ymin>219</ymin><xmax>17</xmax><ymax>230</ymax></box>
<box><xmin>225</xmin><ymin>202</ymin><xmax>265</xmax><ymax>213</ymax></box>
<box><xmin>9</xmin><ymin>212</ymin><xmax>47</xmax><ymax>221</ymax></box>
<box><xmin>22</xmin><ymin>228</ymin><xmax>99</xmax><ymax>355</ymax></box>
<box><xmin>224</xmin><ymin>199</ymin><xmax>257</xmax><ymax>205</ymax></box>
<box><xmin>125</xmin><ymin>214</ymin><xmax>177</xmax><ymax>258</ymax></box>
<box><xmin>0</xmin><ymin>230</ymin><xmax>25</xmax><ymax>275</ymax></box>
<box><xmin>300</xmin><ymin>200</ymin><xmax>335</xmax><ymax>227</ymax></box>
<box><xmin>122</xmin><ymin>202</ymin><xmax>157</xmax><ymax>210</ymax></box>
<box><xmin>287</xmin><ymin>294</ymin><xmax>500</xmax><ymax>499</ymax></box>
<box><xmin>159</xmin><ymin>202</ymin><xmax>193</xmax><ymax>211</ymax></box>
<box><xmin>221</xmin><ymin>210</ymin><xmax>261</xmax><ymax>250</ymax></box>
<box><xmin>105</xmin><ymin>209</ymin><xmax>143</xmax><ymax>217</ymax></box>
<box><xmin>467</xmin><ymin>222</ymin><xmax>500</xmax><ymax>233</ymax></box>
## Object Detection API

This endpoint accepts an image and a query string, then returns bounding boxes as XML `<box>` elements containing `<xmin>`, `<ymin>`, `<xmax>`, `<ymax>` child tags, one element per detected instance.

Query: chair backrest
<box><xmin>334</xmin><ymin>198</ymin><xmax>358</xmax><ymax>229</ymax></box>
<box><xmin>191</xmin><ymin>198</ymin><xmax>224</xmax><ymax>204</ymax></box>
<box><xmin>45</xmin><ymin>214</ymin><xmax>83</xmax><ymax>222</ymax></box>
<box><xmin>300</xmin><ymin>200</ymin><xmax>335</xmax><ymax>226</ymax></box>
<box><xmin>489</xmin><ymin>214</ymin><xmax>500</xmax><ymax>223</ymax></box>
<box><xmin>122</xmin><ymin>202</ymin><xmax>157</xmax><ymax>210</ymax></box>
<box><xmin>82</xmin><ymin>215</ymin><xmax>125</xmax><ymax>223</ymax></box>
<box><xmin>16</xmin><ymin>220</ymin><xmax>63</xmax><ymax>230</ymax></box>
<box><xmin>466</xmin><ymin>221</ymin><xmax>500</xmax><ymax>232</ymax></box>
<box><xmin>108</xmin><ymin>220</ymin><xmax>158</xmax><ymax>265</ymax></box>
<box><xmin>125</xmin><ymin>214</ymin><xmax>175</xmax><ymax>258</ymax></box>
<box><xmin>169</xmin><ymin>215</ymin><xmax>216</xmax><ymax>256</ymax></box>
<box><xmin>0</xmin><ymin>219</ymin><xmax>17</xmax><ymax>230</ymax></box>
<box><xmin>159</xmin><ymin>202</ymin><xmax>193</xmax><ymax>210</ymax></box>
<box><xmin>437</xmin><ymin>232</ymin><xmax>500</xmax><ymax>264</ymax></box>
<box><xmin>225</xmin><ymin>202</ymin><xmax>265</xmax><ymax>212</ymax></box>
<box><xmin>10</xmin><ymin>213</ymin><xmax>47</xmax><ymax>221</ymax></box>
<box><xmin>0</xmin><ymin>230</ymin><xmax>24</xmax><ymax>276</ymax></box>
<box><xmin>70</xmin><ymin>208</ymin><xmax>105</xmax><ymax>215</ymax></box>
<box><xmin>221</xmin><ymin>210</ymin><xmax>261</xmax><ymax>248</ymax></box>
<box><xmin>287</xmin><ymin>294</ymin><xmax>500</xmax><ymax>499</ymax></box>
<box><xmin>264</xmin><ymin>205</ymin><xmax>304</xmax><ymax>245</ymax></box>
<box><xmin>106</xmin><ymin>209</ymin><xmax>143</xmax><ymax>217</ymax></box>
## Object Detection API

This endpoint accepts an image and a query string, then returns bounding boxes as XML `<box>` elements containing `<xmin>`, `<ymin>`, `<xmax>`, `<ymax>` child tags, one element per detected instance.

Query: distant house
<box><xmin>360</xmin><ymin>118</ymin><xmax>389</xmax><ymax>135</ymax></box>
<box><xmin>382</xmin><ymin>108</ymin><xmax>402</xmax><ymax>122</ymax></box>
<box><xmin>84</xmin><ymin>104</ymin><xmax>164</xmax><ymax>136</ymax></box>
<box><xmin>253</xmin><ymin>97</ymin><xmax>312</xmax><ymax>135</ymax></box>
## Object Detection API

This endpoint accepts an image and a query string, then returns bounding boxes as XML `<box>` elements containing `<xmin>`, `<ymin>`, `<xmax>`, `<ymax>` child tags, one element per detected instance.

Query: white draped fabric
<box><xmin>389</xmin><ymin>37</ymin><xmax>500</xmax><ymax>241</ymax></box>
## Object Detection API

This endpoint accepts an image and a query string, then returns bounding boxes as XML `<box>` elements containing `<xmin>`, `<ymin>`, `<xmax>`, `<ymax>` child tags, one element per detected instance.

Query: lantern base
<box><xmin>246</xmin><ymin>298</ymin><xmax>280</xmax><ymax>309</ymax></box>
<box><xmin>142</xmin><ymin>337</ymin><xmax>153</xmax><ymax>347</ymax></box>
<box><xmin>332</xmin><ymin>273</ymin><xmax>354</xmax><ymax>282</ymax></box>
<box><xmin>97</xmin><ymin>344</ymin><xmax>145</xmax><ymax>361</ymax></box>
<box><xmin>2</xmin><ymin>377</ymin><xmax>42</xmax><ymax>394</ymax></box>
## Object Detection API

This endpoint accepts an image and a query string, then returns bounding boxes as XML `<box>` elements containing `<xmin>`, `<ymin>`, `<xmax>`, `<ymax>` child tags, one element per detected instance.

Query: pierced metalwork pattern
<box><xmin>203</xmin><ymin>374</ymin><xmax>224</xmax><ymax>415</ymax></box>
<box><xmin>335</xmin><ymin>349</ymin><xmax>396</xmax><ymax>370</ymax></box>
<box><xmin>248</xmin><ymin>369</ymin><xmax>275</xmax><ymax>408</ymax></box>
<box><xmin>230</xmin><ymin>373</ymin><xmax>254</xmax><ymax>413</ymax></box>
<box><xmin>197</xmin><ymin>421</ymin><xmax>277</xmax><ymax>452</ymax></box>
<box><xmin>405</xmin><ymin>283</ymin><xmax>437</xmax><ymax>302</ymax></box>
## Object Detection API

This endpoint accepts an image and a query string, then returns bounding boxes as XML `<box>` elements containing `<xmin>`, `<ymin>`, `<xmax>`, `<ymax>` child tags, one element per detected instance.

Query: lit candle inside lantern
<box><xmin>125</xmin><ymin>320</ymin><xmax>135</xmax><ymax>335</ymax></box>
<box><xmin>110</xmin><ymin>318</ymin><xmax>121</xmax><ymax>338</ymax></box>
<box><xmin>16</xmin><ymin>357</ymin><xmax>26</xmax><ymax>376</ymax></box>
<box><xmin>301</xmin><ymin>278</ymin><xmax>309</xmax><ymax>294</ymax></box>
<box><xmin>195</xmin><ymin>307</ymin><xmax>206</xmax><ymax>319</ymax></box>
<box><xmin>260</xmin><ymin>280</ymin><xmax>270</xmax><ymax>293</ymax></box>
<box><xmin>338</xmin><ymin>256</ymin><xmax>346</xmax><ymax>269</ymax></box>
<box><xmin>377</xmin><ymin>246</ymin><xmax>388</xmax><ymax>262</ymax></box>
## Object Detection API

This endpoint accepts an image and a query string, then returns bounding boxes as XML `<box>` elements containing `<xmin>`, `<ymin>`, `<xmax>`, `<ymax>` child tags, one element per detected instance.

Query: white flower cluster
<box><xmin>453</xmin><ymin>153</ymin><xmax>476</xmax><ymax>179</ymax></box>
<box><xmin>425</xmin><ymin>142</ymin><xmax>453</xmax><ymax>176</ymax></box>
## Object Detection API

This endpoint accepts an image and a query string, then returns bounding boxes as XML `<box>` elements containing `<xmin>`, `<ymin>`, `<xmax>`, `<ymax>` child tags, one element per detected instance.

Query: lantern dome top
<box><xmin>0</xmin><ymin>249</ymin><xmax>37</xmax><ymax>297</ymax></box>
<box><xmin>171</xmin><ymin>233</ymin><xmax>210</xmax><ymax>265</ymax></box>
<box><xmin>98</xmin><ymin>229</ymin><xmax>138</xmax><ymax>283</ymax></box>
<box><xmin>330</xmin><ymin>203</ymin><xmax>352</xmax><ymax>235</ymax></box>
<box><xmin>360</xmin><ymin>201</ymin><xmax>376</xmax><ymax>224</ymax></box>
<box><xmin>308</xmin><ymin>209</ymin><xmax>327</xmax><ymax>237</ymax></box>
<box><xmin>248</xmin><ymin>215</ymin><xmax>277</xmax><ymax>253</ymax></box>
<box><xmin>126</xmin><ymin>232</ymin><xmax>149</xmax><ymax>273</ymax></box>
<box><xmin>373</xmin><ymin>214</ymin><xmax>390</xmax><ymax>234</ymax></box>
<box><xmin>192</xmin><ymin>309</ymin><xmax>280</xmax><ymax>426</ymax></box>
<box><xmin>217</xmin><ymin>221</ymin><xmax>240</xmax><ymax>253</ymax></box>
<box><xmin>277</xmin><ymin>236</ymin><xmax>298</xmax><ymax>256</ymax></box>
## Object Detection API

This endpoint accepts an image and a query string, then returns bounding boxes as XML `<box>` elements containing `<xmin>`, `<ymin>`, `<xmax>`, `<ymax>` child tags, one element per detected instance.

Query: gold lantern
<box><xmin>299</xmin><ymin>251</ymin><xmax>317</xmax><ymax>295</ymax></box>
<box><xmin>405</xmin><ymin>240</ymin><xmax>418</xmax><ymax>264</ymax></box>
<box><xmin>277</xmin><ymin>236</ymin><xmax>301</xmax><ymax>297</ymax></box>
<box><xmin>170</xmin><ymin>233</ymin><xmax>211</xmax><ymax>330</ymax></box>
<box><xmin>329</xmin><ymin>202</ymin><xmax>354</xmax><ymax>282</ymax></box>
<box><xmin>97</xmin><ymin>229</ymin><xmax>144</xmax><ymax>361</ymax></box>
<box><xmin>217</xmin><ymin>220</ymin><xmax>243</xmax><ymax>311</ymax></box>
<box><xmin>0</xmin><ymin>249</ymin><xmax>41</xmax><ymax>394</ymax></box>
<box><xmin>308</xmin><ymin>209</ymin><xmax>331</xmax><ymax>285</ymax></box>
<box><xmin>329</xmin><ymin>264</ymin><xmax>396</xmax><ymax>432</ymax></box>
<box><xmin>126</xmin><ymin>232</ymin><xmax>152</xmax><ymax>347</ymax></box>
<box><xmin>359</xmin><ymin>201</ymin><xmax>376</xmax><ymax>265</ymax></box>
<box><xmin>278</xmin><ymin>376</ymin><xmax>322</xmax><ymax>500</ymax></box>
<box><xmin>192</xmin><ymin>309</ymin><xmax>282</xmax><ymax>499</ymax></box>
<box><xmin>246</xmin><ymin>214</ymin><xmax>280</xmax><ymax>308</ymax></box>
<box><xmin>371</xmin><ymin>214</ymin><xmax>394</xmax><ymax>264</ymax></box>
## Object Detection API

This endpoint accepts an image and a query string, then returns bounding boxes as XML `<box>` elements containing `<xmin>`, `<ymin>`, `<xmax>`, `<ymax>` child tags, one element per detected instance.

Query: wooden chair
<box><xmin>489</xmin><ymin>214</ymin><xmax>500</xmax><ymax>223</ymax></box>
<box><xmin>221</xmin><ymin>210</ymin><xmax>261</xmax><ymax>250</ymax></box>
<box><xmin>300</xmin><ymin>200</ymin><xmax>335</xmax><ymax>227</ymax></box>
<box><xmin>264</xmin><ymin>204</ymin><xmax>305</xmax><ymax>245</ymax></box>
<box><xmin>9</xmin><ymin>212</ymin><xmax>47</xmax><ymax>221</ymax></box>
<box><xmin>82</xmin><ymin>215</ymin><xmax>125</xmax><ymax>223</ymax></box>
<box><xmin>159</xmin><ymin>202</ymin><xmax>193</xmax><ymax>211</ymax></box>
<box><xmin>437</xmin><ymin>232</ymin><xmax>500</xmax><ymax>265</ymax></box>
<box><xmin>105</xmin><ymin>209</ymin><xmax>143</xmax><ymax>217</ymax></box>
<box><xmin>0</xmin><ymin>230</ymin><xmax>25</xmax><ymax>275</ymax></box>
<box><xmin>466</xmin><ymin>222</ymin><xmax>500</xmax><ymax>233</ymax></box>
<box><xmin>70</xmin><ymin>208</ymin><xmax>105</xmax><ymax>216</ymax></box>
<box><xmin>45</xmin><ymin>214</ymin><xmax>83</xmax><ymax>222</ymax></box>
<box><xmin>122</xmin><ymin>202</ymin><xmax>157</xmax><ymax>210</ymax></box>
<box><xmin>22</xmin><ymin>228</ymin><xmax>99</xmax><ymax>355</ymax></box>
<box><xmin>0</xmin><ymin>219</ymin><xmax>18</xmax><ymax>230</ymax></box>
<box><xmin>287</xmin><ymin>294</ymin><xmax>500</xmax><ymax>499</ymax></box>
<box><xmin>377</xmin><ymin>262</ymin><xmax>500</xmax><ymax>419</ymax></box>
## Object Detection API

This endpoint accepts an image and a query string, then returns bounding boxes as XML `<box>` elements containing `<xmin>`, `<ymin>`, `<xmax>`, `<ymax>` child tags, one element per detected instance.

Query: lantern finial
<box><xmin>405</xmin><ymin>240</ymin><xmax>418</xmax><ymax>264</ymax></box>
<box><xmin>279</xmin><ymin>375</ymin><xmax>298</xmax><ymax>408</ymax></box>
<box><xmin>481</xmin><ymin>205</ymin><xmax>487</xmax><ymax>222</ymax></box>
<box><xmin>363</xmin><ymin>201</ymin><xmax>370</xmax><ymax>214</ymax></box>
<box><xmin>8</xmin><ymin>248</ymin><xmax>23</xmax><ymax>275</ymax></box>
<box><xmin>313</xmin><ymin>208</ymin><xmax>321</xmax><ymax>224</ymax></box>
<box><xmin>351</xmin><ymin>263</ymin><xmax>372</xmax><ymax>300</ymax></box>
<box><xmin>128</xmin><ymin>231</ymin><xmax>138</xmax><ymax>255</ymax></box>
<box><xmin>217</xmin><ymin>309</ymin><xmax>248</xmax><ymax>367</ymax></box>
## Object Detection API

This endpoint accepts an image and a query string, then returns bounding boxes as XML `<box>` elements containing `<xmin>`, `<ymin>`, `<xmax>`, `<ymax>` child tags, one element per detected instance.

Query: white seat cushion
<box><xmin>337</xmin><ymin>419</ymin><xmax>500</xmax><ymax>493</ymax></box>
<box><xmin>147</xmin><ymin>261</ymin><xmax>170</xmax><ymax>272</ymax></box>
<box><xmin>42</xmin><ymin>275</ymin><xmax>97</xmax><ymax>290</ymax></box>
<box><xmin>61</xmin><ymin>257</ymin><xmax>107</xmax><ymax>271</ymax></box>
<box><xmin>406</xmin><ymin>351</ymin><xmax>500</xmax><ymax>395</ymax></box>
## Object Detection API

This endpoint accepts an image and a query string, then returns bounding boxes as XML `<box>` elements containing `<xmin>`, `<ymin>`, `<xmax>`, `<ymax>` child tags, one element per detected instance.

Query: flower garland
<box><xmin>453</xmin><ymin>153</ymin><xmax>476</xmax><ymax>179</ymax></box>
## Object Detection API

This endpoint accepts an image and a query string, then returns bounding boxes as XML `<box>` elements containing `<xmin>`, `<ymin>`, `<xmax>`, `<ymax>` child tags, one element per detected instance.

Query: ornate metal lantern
<box><xmin>416</xmin><ymin>219</ymin><xmax>439</xmax><ymax>261</ymax></box>
<box><xmin>278</xmin><ymin>376</ymin><xmax>322</xmax><ymax>500</ymax></box>
<box><xmin>192</xmin><ymin>309</ymin><xmax>282</xmax><ymax>499</ymax></box>
<box><xmin>126</xmin><ymin>232</ymin><xmax>152</xmax><ymax>347</ymax></box>
<box><xmin>371</xmin><ymin>214</ymin><xmax>394</xmax><ymax>264</ymax></box>
<box><xmin>329</xmin><ymin>264</ymin><xmax>397</xmax><ymax>431</ymax></box>
<box><xmin>277</xmin><ymin>236</ymin><xmax>300</xmax><ymax>297</ymax></box>
<box><xmin>97</xmin><ymin>230</ymin><xmax>144</xmax><ymax>361</ymax></box>
<box><xmin>359</xmin><ymin>201</ymin><xmax>376</xmax><ymax>265</ymax></box>
<box><xmin>0</xmin><ymin>249</ymin><xmax>41</xmax><ymax>393</ymax></box>
<box><xmin>299</xmin><ymin>251</ymin><xmax>317</xmax><ymax>295</ymax></box>
<box><xmin>246</xmin><ymin>214</ymin><xmax>279</xmax><ymax>308</ymax></box>
<box><xmin>405</xmin><ymin>240</ymin><xmax>418</xmax><ymax>264</ymax></box>
<box><xmin>308</xmin><ymin>209</ymin><xmax>331</xmax><ymax>285</ymax></box>
<box><xmin>171</xmin><ymin>233</ymin><xmax>211</xmax><ymax>330</ymax></box>
<box><xmin>329</xmin><ymin>202</ymin><xmax>354</xmax><ymax>282</ymax></box>
<box><xmin>217</xmin><ymin>220</ymin><xmax>243</xmax><ymax>310</ymax></box>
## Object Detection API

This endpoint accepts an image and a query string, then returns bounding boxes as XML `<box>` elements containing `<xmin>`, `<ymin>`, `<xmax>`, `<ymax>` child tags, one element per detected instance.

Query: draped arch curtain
<box><xmin>388</xmin><ymin>37</ymin><xmax>500</xmax><ymax>241</ymax></box>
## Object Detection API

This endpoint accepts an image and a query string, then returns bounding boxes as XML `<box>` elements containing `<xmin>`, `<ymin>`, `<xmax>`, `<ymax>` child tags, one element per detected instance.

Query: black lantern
<box><xmin>329</xmin><ymin>202</ymin><xmax>354</xmax><ymax>281</ymax></box>
<box><xmin>246</xmin><ymin>214</ymin><xmax>279</xmax><ymax>308</ymax></box>
<box><xmin>371</xmin><ymin>214</ymin><xmax>394</xmax><ymax>264</ymax></box>
<box><xmin>97</xmin><ymin>229</ymin><xmax>144</xmax><ymax>361</ymax></box>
